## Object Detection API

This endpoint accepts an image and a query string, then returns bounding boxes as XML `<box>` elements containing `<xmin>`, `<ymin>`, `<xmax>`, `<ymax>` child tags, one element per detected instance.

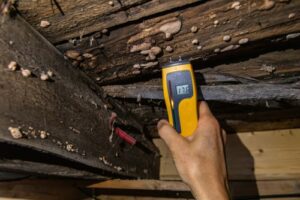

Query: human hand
<box><xmin>157</xmin><ymin>101</ymin><xmax>229</xmax><ymax>200</ymax></box>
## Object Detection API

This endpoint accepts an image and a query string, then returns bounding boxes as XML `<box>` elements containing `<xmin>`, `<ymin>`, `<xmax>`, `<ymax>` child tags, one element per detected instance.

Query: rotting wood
<box><xmin>52</xmin><ymin>0</ymin><xmax>300</xmax><ymax>85</ymax></box>
<box><xmin>102</xmin><ymin>83</ymin><xmax>300</xmax><ymax>104</ymax></box>
<box><xmin>89</xmin><ymin>179</ymin><xmax>300</xmax><ymax>199</ymax></box>
<box><xmin>0</xmin><ymin>14</ymin><xmax>159</xmax><ymax>178</ymax></box>
<box><xmin>17</xmin><ymin>0</ymin><xmax>201</xmax><ymax>43</ymax></box>
<box><xmin>101</xmin><ymin>81</ymin><xmax>300</xmax><ymax>133</ymax></box>
<box><xmin>155</xmin><ymin>129</ymin><xmax>300</xmax><ymax>181</ymax></box>
<box><xmin>0</xmin><ymin>159</ymin><xmax>104</xmax><ymax>179</ymax></box>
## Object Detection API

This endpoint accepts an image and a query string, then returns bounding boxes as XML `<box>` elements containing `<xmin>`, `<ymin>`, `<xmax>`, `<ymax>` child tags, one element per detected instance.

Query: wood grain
<box><xmin>154</xmin><ymin>129</ymin><xmax>300</xmax><ymax>181</ymax></box>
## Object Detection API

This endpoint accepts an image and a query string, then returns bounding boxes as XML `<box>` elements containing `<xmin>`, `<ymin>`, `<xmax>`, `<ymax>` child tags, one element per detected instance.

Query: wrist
<box><xmin>188</xmin><ymin>176</ymin><xmax>229</xmax><ymax>200</ymax></box>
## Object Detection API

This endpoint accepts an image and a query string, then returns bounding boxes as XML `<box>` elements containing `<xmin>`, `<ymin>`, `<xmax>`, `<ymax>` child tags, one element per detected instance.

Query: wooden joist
<box><xmin>102</xmin><ymin>83</ymin><xmax>300</xmax><ymax>104</ymax></box>
<box><xmin>89</xmin><ymin>179</ymin><xmax>300</xmax><ymax>199</ymax></box>
<box><xmin>18</xmin><ymin>0</ymin><xmax>201</xmax><ymax>43</ymax></box>
<box><xmin>155</xmin><ymin>129</ymin><xmax>300</xmax><ymax>181</ymax></box>
<box><xmin>0</xmin><ymin>14</ymin><xmax>159</xmax><ymax>178</ymax></box>
<box><xmin>51</xmin><ymin>0</ymin><xmax>300</xmax><ymax>85</ymax></box>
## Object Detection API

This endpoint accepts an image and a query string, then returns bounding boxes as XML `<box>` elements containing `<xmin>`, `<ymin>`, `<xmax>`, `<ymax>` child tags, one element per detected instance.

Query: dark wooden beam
<box><xmin>102</xmin><ymin>83</ymin><xmax>300</xmax><ymax>105</ymax></box>
<box><xmin>17</xmin><ymin>0</ymin><xmax>200</xmax><ymax>43</ymax></box>
<box><xmin>0</xmin><ymin>15</ymin><xmax>159</xmax><ymax>178</ymax></box>
<box><xmin>53</xmin><ymin>0</ymin><xmax>300</xmax><ymax>85</ymax></box>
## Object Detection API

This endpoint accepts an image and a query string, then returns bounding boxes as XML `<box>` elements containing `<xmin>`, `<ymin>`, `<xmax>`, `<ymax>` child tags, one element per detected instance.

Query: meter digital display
<box><xmin>176</xmin><ymin>84</ymin><xmax>189</xmax><ymax>95</ymax></box>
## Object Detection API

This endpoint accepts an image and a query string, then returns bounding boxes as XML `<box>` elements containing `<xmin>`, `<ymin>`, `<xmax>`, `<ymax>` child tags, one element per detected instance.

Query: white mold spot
<box><xmin>223</xmin><ymin>35</ymin><xmax>231</xmax><ymax>42</ymax></box>
<box><xmin>65</xmin><ymin>50</ymin><xmax>80</xmax><ymax>60</ymax></box>
<box><xmin>231</xmin><ymin>1</ymin><xmax>241</xmax><ymax>10</ymax></box>
<box><xmin>192</xmin><ymin>39</ymin><xmax>199</xmax><ymax>45</ymax></box>
<box><xmin>40</xmin><ymin>130</ymin><xmax>47</xmax><ymax>139</ymax></box>
<box><xmin>40</xmin><ymin>20</ymin><xmax>51</xmax><ymax>28</ymax></box>
<box><xmin>165</xmin><ymin>46</ymin><xmax>173</xmax><ymax>52</ymax></box>
<box><xmin>191</xmin><ymin>26</ymin><xmax>198</xmax><ymax>33</ymax></box>
<box><xmin>8</xmin><ymin>127</ymin><xmax>22</xmax><ymax>139</ymax></box>
<box><xmin>133</xmin><ymin>64</ymin><xmax>141</xmax><ymax>69</ymax></box>
<box><xmin>40</xmin><ymin>72</ymin><xmax>49</xmax><ymax>81</ymax></box>
<box><xmin>286</xmin><ymin>33</ymin><xmax>300</xmax><ymax>40</ymax></box>
<box><xmin>108</xmin><ymin>1</ymin><xmax>114</xmax><ymax>6</ymax></box>
<box><xmin>150</xmin><ymin>46</ymin><xmax>162</xmax><ymax>56</ymax></box>
<box><xmin>21</xmin><ymin>68</ymin><xmax>31</xmax><ymax>77</ymax></box>
<box><xmin>130</xmin><ymin>42</ymin><xmax>151</xmax><ymax>53</ymax></box>
<box><xmin>258</xmin><ymin>0</ymin><xmax>275</xmax><ymax>11</ymax></box>
<box><xmin>288</xmin><ymin>13</ymin><xmax>295</xmax><ymax>19</ymax></box>
<box><xmin>159</xmin><ymin>19</ymin><xmax>182</xmax><ymax>39</ymax></box>
<box><xmin>8</xmin><ymin>61</ymin><xmax>17</xmax><ymax>71</ymax></box>
<box><xmin>238</xmin><ymin>38</ymin><xmax>249</xmax><ymax>44</ymax></box>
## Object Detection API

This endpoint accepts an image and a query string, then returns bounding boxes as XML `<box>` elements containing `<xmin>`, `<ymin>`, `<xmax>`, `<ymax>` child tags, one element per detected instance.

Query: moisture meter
<box><xmin>162</xmin><ymin>60</ymin><xmax>198</xmax><ymax>137</ymax></box>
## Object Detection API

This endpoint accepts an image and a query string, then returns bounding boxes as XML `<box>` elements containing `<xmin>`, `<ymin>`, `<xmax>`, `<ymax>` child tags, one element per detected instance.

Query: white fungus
<box><xmin>223</xmin><ymin>35</ymin><xmax>231</xmax><ymax>42</ymax></box>
<box><xmin>102</xmin><ymin>29</ymin><xmax>108</xmax><ymax>34</ymax></box>
<box><xmin>40</xmin><ymin>72</ymin><xmax>49</xmax><ymax>81</ymax></box>
<box><xmin>133</xmin><ymin>64</ymin><xmax>141</xmax><ymax>69</ymax></box>
<box><xmin>40</xmin><ymin>130</ymin><xmax>47</xmax><ymax>139</ymax></box>
<box><xmin>8</xmin><ymin>61</ymin><xmax>17</xmax><ymax>71</ymax></box>
<box><xmin>47</xmin><ymin>70</ymin><xmax>54</xmax><ymax>77</ymax></box>
<box><xmin>40</xmin><ymin>20</ymin><xmax>51</xmax><ymax>28</ymax></box>
<box><xmin>165</xmin><ymin>46</ymin><xmax>173</xmax><ymax>52</ymax></box>
<box><xmin>65</xmin><ymin>50</ymin><xmax>80</xmax><ymax>59</ymax></box>
<box><xmin>8</xmin><ymin>127</ymin><xmax>22</xmax><ymax>139</ymax></box>
<box><xmin>213</xmin><ymin>20</ymin><xmax>219</xmax><ymax>26</ymax></box>
<box><xmin>192</xmin><ymin>39</ymin><xmax>199</xmax><ymax>45</ymax></box>
<box><xmin>288</xmin><ymin>13</ymin><xmax>295</xmax><ymax>19</ymax></box>
<box><xmin>108</xmin><ymin>1</ymin><xmax>114</xmax><ymax>6</ymax></box>
<box><xmin>191</xmin><ymin>26</ymin><xmax>198</xmax><ymax>33</ymax></box>
<box><xmin>21</xmin><ymin>68</ymin><xmax>31</xmax><ymax>77</ymax></box>
<box><xmin>231</xmin><ymin>1</ymin><xmax>241</xmax><ymax>10</ymax></box>
<box><xmin>238</xmin><ymin>38</ymin><xmax>249</xmax><ymax>45</ymax></box>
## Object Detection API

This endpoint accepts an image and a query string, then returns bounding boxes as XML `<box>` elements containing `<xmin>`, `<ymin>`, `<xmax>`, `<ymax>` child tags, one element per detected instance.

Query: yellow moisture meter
<box><xmin>162</xmin><ymin>60</ymin><xmax>198</xmax><ymax>137</ymax></box>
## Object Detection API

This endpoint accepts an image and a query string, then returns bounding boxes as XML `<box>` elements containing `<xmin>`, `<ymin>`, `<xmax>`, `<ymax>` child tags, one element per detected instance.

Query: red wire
<box><xmin>114</xmin><ymin>127</ymin><xmax>136</xmax><ymax>145</ymax></box>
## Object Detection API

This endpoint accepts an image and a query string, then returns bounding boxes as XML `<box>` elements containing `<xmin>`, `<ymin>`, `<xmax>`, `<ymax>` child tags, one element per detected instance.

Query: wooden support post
<box><xmin>0</xmin><ymin>15</ymin><xmax>159</xmax><ymax>178</ymax></box>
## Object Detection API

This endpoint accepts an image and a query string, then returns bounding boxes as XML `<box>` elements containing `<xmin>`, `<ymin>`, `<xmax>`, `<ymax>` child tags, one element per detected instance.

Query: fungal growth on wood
<box><xmin>39</xmin><ymin>130</ymin><xmax>48</xmax><ymax>139</ymax></box>
<box><xmin>192</xmin><ymin>39</ymin><xmax>199</xmax><ymax>45</ymax></box>
<box><xmin>191</xmin><ymin>26</ymin><xmax>198</xmax><ymax>33</ymax></box>
<box><xmin>231</xmin><ymin>1</ymin><xmax>241</xmax><ymax>10</ymax></box>
<box><xmin>108</xmin><ymin>1</ymin><xmax>114</xmax><ymax>6</ymax></box>
<box><xmin>260</xmin><ymin>64</ymin><xmax>276</xmax><ymax>73</ymax></box>
<box><xmin>286</xmin><ymin>33</ymin><xmax>300</xmax><ymax>40</ymax></box>
<box><xmin>40</xmin><ymin>72</ymin><xmax>50</xmax><ymax>81</ymax></box>
<box><xmin>238</xmin><ymin>38</ymin><xmax>249</xmax><ymax>45</ymax></box>
<box><xmin>165</xmin><ymin>46</ymin><xmax>173</xmax><ymax>52</ymax></box>
<box><xmin>8</xmin><ymin>127</ymin><xmax>22</xmax><ymax>139</ymax></box>
<box><xmin>258</xmin><ymin>0</ymin><xmax>275</xmax><ymax>11</ymax></box>
<box><xmin>133</xmin><ymin>64</ymin><xmax>141</xmax><ymax>69</ymax></box>
<box><xmin>223</xmin><ymin>35</ymin><xmax>231</xmax><ymax>42</ymax></box>
<box><xmin>65</xmin><ymin>50</ymin><xmax>81</xmax><ymax>59</ymax></box>
<box><xmin>40</xmin><ymin>20</ymin><xmax>51</xmax><ymax>28</ymax></box>
<box><xmin>130</xmin><ymin>42</ymin><xmax>151</xmax><ymax>53</ymax></box>
<box><xmin>21</xmin><ymin>68</ymin><xmax>31</xmax><ymax>77</ymax></box>
<box><xmin>7</xmin><ymin>61</ymin><xmax>17</xmax><ymax>71</ymax></box>
<box><xmin>102</xmin><ymin>28</ymin><xmax>108</xmax><ymax>34</ymax></box>
<box><xmin>159</xmin><ymin>19</ymin><xmax>182</xmax><ymax>40</ymax></box>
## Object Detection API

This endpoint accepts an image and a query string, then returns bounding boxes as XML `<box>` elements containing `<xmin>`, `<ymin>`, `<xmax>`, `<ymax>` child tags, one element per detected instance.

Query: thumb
<box><xmin>157</xmin><ymin>119</ymin><xmax>184</xmax><ymax>152</ymax></box>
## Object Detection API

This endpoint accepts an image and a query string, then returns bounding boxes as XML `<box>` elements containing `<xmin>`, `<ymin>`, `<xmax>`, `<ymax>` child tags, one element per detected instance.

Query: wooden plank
<box><xmin>89</xmin><ymin>179</ymin><xmax>300</xmax><ymax>199</ymax></box>
<box><xmin>18</xmin><ymin>0</ymin><xmax>200</xmax><ymax>43</ymax></box>
<box><xmin>0</xmin><ymin>179</ymin><xmax>91</xmax><ymax>200</ymax></box>
<box><xmin>0</xmin><ymin>14</ymin><xmax>159</xmax><ymax>178</ymax></box>
<box><xmin>102</xmin><ymin>83</ymin><xmax>300</xmax><ymax>104</ymax></box>
<box><xmin>154</xmin><ymin>129</ymin><xmax>300</xmax><ymax>181</ymax></box>
<box><xmin>60</xmin><ymin>0</ymin><xmax>300</xmax><ymax>85</ymax></box>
